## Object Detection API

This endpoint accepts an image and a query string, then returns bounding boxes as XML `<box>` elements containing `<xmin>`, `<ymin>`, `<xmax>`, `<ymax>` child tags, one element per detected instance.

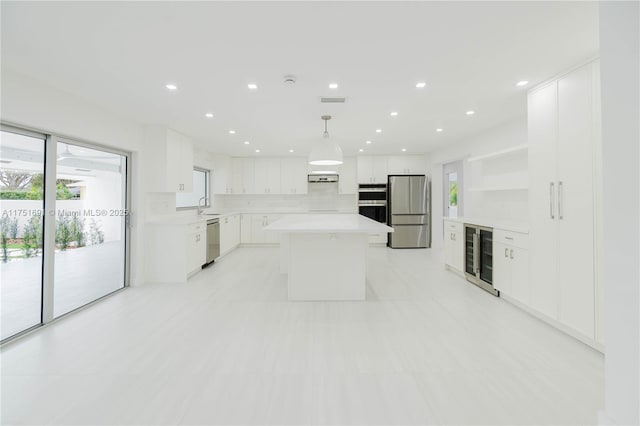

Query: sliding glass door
<box><xmin>0</xmin><ymin>129</ymin><xmax>46</xmax><ymax>340</ymax></box>
<box><xmin>0</xmin><ymin>126</ymin><xmax>130</xmax><ymax>341</ymax></box>
<box><xmin>53</xmin><ymin>140</ymin><xmax>128</xmax><ymax>318</ymax></box>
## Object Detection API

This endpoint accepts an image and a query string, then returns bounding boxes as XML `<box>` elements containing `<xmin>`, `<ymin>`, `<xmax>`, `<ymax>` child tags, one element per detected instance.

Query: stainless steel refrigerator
<box><xmin>387</xmin><ymin>175</ymin><xmax>431</xmax><ymax>248</ymax></box>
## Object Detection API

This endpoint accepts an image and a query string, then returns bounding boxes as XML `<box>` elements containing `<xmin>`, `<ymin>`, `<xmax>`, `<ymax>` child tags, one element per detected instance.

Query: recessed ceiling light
<box><xmin>329</xmin><ymin>83</ymin><xmax>338</xmax><ymax>89</ymax></box>
<box><xmin>401</xmin><ymin>148</ymin><xmax>407</xmax><ymax>152</ymax></box>
<box><xmin>516</xmin><ymin>80</ymin><xmax>529</xmax><ymax>87</ymax></box>
<box><xmin>255</xmin><ymin>149</ymin><xmax>260</xmax><ymax>153</ymax></box>
<box><xmin>248</xmin><ymin>83</ymin><xmax>258</xmax><ymax>90</ymax></box>
<box><xmin>436</xmin><ymin>128</ymin><xmax>443</xmax><ymax>132</ymax></box>
<box><xmin>359</xmin><ymin>149</ymin><xmax>364</xmax><ymax>152</ymax></box>
<box><xmin>244</xmin><ymin>141</ymin><xmax>250</xmax><ymax>145</ymax></box>
<box><xmin>466</xmin><ymin>110</ymin><xmax>475</xmax><ymax>115</ymax></box>
<box><xmin>289</xmin><ymin>149</ymin><xmax>294</xmax><ymax>153</ymax></box>
<box><xmin>229</xmin><ymin>130</ymin><xmax>236</xmax><ymax>134</ymax></box>
<box><xmin>415</xmin><ymin>82</ymin><xmax>426</xmax><ymax>89</ymax></box>
<box><xmin>390</xmin><ymin>112</ymin><xmax>398</xmax><ymax>117</ymax></box>
<box><xmin>375</xmin><ymin>129</ymin><xmax>382</xmax><ymax>133</ymax></box>
<box><xmin>365</xmin><ymin>140</ymin><xmax>372</xmax><ymax>144</ymax></box>
<box><xmin>205</xmin><ymin>113</ymin><xmax>214</xmax><ymax>118</ymax></box>
<box><xmin>165</xmin><ymin>84</ymin><xmax>177</xmax><ymax>90</ymax></box>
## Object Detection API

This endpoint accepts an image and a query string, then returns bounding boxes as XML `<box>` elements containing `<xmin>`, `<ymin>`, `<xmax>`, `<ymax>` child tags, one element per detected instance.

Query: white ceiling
<box><xmin>1</xmin><ymin>2</ymin><xmax>599</xmax><ymax>157</ymax></box>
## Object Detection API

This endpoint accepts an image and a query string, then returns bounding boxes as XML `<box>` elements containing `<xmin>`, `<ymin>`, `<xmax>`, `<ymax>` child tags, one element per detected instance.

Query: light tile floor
<box><xmin>0</xmin><ymin>246</ymin><xmax>604</xmax><ymax>425</ymax></box>
<box><xmin>0</xmin><ymin>241</ymin><xmax>125</xmax><ymax>340</ymax></box>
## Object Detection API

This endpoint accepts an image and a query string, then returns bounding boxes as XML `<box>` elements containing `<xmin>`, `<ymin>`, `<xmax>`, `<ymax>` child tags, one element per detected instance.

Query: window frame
<box><xmin>176</xmin><ymin>167</ymin><xmax>211</xmax><ymax>210</ymax></box>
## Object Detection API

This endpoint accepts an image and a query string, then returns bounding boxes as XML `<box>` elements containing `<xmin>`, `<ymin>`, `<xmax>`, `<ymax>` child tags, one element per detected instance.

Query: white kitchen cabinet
<box><xmin>443</xmin><ymin>220</ymin><xmax>464</xmax><ymax>272</ymax></box>
<box><xmin>493</xmin><ymin>230</ymin><xmax>530</xmax><ymax>305</ymax></box>
<box><xmin>240</xmin><ymin>214</ymin><xmax>251</xmax><ymax>244</ymax></box>
<box><xmin>211</xmin><ymin>155</ymin><xmax>233</xmax><ymax>194</ymax></box>
<box><xmin>254</xmin><ymin>158</ymin><xmax>281</xmax><ymax>194</ymax></box>
<box><xmin>220</xmin><ymin>214</ymin><xmax>241</xmax><ymax>256</ymax></box>
<box><xmin>145</xmin><ymin>127</ymin><xmax>194</xmax><ymax>193</ymax></box>
<box><xmin>528</xmin><ymin>59</ymin><xmax>600</xmax><ymax>341</ymax></box>
<box><xmin>231</xmin><ymin>158</ymin><xmax>255</xmax><ymax>194</ymax></box>
<box><xmin>357</xmin><ymin>156</ymin><xmax>388</xmax><ymax>184</ymax></box>
<box><xmin>368</xmin><ymin>232</ymin><xmax>388</xmax><ymax>244</ymax></box>
<box><xmin>280</xmin><ymin>158</ymin><xmax>308</xmax><ymax>194</ymax></box>
<box><xmin>186</xmin><ymin>223</ymin><xmax>206</xmax><ymax>275</ymax></box>
<box><xmin>338</xmin><ymin>157</ymin><xmax>358</xmax><ymax>194</ymax></box>
<box><xmin>243</xmin><ymin>214</ymin><xmax>283</xmax><ymax>243</ymax></box>
<box><xmin>145</xmin><ymin>220</ymin><xmax>206</xmax><ymax>283</ymax></box>
<box><xmin>387</xmin><ymin>155</ymin><xmax>425</xmax><ymax>175</ymax></box>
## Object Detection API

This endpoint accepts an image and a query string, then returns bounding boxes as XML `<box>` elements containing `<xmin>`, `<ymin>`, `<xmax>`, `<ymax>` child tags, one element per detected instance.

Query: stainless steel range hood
<box><xmin>308</xmin><ymin>174</ymin><xmax>338</xmax><ymax>183</ymax></box>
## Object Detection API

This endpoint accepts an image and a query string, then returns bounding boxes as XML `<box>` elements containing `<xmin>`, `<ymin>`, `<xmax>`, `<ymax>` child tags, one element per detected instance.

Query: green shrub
<box><xmin>56</xmin><ymin>216</ymin><xmax>72</xmax><ymax>250</ymax></box>
<box><xmin>8</xmin><ymin>218</ymin><xmax>18</xmax><ymax>239</ymax></box>
<box><xmin>89</xmin><ymin>219</ymin><xmax>104</xmax><ymax>245</ymax></box>
<box><xmin>22</xmin><ymin>215</ymin><xmax>43</xmax><ymax>257</ymax></box>
<box><xmin>70</xmin><ymin>216</ymin><xmax>86</xmax><ymax>247</ymax></box>
<box><xmin>0</xmin><ymin>217</ymin><xmax>8</xmax><ymax>262</ymax></box>
<box><xmin>0</xmin><ymin>191</ymin><xmax>28</xmax><ymax>200</ymax></box>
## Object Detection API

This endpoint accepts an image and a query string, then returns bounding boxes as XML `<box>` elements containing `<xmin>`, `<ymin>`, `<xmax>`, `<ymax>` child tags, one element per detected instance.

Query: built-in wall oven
<box><xmin>464</xmin><ymin>224</ymin><xmax>498</xmax><ymax>296</ymax></box>
<box><xmin>358</xmin><ymin>184</ymin><xmax>387</xmax><ymax>223</ymax></box>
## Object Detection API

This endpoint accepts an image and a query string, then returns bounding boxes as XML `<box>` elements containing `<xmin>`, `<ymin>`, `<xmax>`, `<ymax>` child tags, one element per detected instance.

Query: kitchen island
<box><xmin>264</xmin><ymin>214</ymin><xmax>393</xmax><ymax>301</ymax></box>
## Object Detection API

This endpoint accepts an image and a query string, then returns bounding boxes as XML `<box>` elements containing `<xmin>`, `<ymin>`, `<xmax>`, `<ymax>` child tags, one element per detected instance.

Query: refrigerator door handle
<box><xmin>550</xmin><ymin>182</ymin><xmax>555</xmax><ymax>219</ymax></box>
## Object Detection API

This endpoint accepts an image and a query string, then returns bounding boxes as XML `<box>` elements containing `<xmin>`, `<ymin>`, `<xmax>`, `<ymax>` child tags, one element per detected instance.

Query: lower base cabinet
<box><xmin>240</xmin><ymin>214</ymin><xmax>283</xmax><ymax>244</ymax></box>
<box><xmin>443</xmin><ymin>220</ymin><xmax>464</xmax><ymax>272</ymax></box>
<box><xmin>220</xmin><ymin>214</ymin><xmax>241</xmax><ymax>256</ymax></box>
<box><xmin>146</xmin><ymin>221</ymin><xmax>206</xmax><ymax>283</ymax></box>
<box><xmin>493</xmin><ymin>230</ymin><xmax>530</xmax><ymax>304</ymax></box>
<box><xmin>368</xmin><ymin>233</ymin><xmax>388</xmax><ymax>244</ymax></box>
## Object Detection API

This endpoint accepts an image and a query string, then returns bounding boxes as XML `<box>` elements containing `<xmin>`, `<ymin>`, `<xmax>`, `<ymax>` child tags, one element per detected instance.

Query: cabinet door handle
<box><xmin>510</xmin><ymin>249</ymin><xmax>514</xmax><ymax>259</ymax></box>
<box><xmin>558</xmin><ymin>181</ymin><xmax>564</xmax><ymax>220</ymax></box>
<box><xmin>505</xmin><ymin>248</ymin><xmax>509</xmax><ymax>258</ymax></box>
<box><xmin>549</xmin><ymin>182</ymin><xmax>555</xmax><ymax>219</ymax></box>
<box><xmin>473</xmin><ymin>233</ymin><xmax>479</xmax><ymax>274</ymax></box>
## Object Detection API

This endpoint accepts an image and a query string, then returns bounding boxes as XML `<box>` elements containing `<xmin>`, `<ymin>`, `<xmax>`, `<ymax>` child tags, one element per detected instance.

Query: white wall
<box><xmin>1</xmin><ymin>69</ymin><xmax>147</xmax><ymax>285</ymax></box>
<box><xmin>427</xmin><ymin>116</ymin><xmax>528</xmax><ymax>249</ymax></box>
<box><xmin>599</xmin><ymin>2</ymin><xmax>640</xmax><ymax>425</ymax></box>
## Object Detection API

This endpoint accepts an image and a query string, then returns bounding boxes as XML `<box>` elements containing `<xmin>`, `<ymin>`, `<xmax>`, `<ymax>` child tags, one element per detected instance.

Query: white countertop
<box><xmin>265</xmin><ymin>214</ymin><xmax>394</xmax><ymax>234</ymax></box>
<box><xmin>146</xmin><ymin>216</ymin><xmax>209</xmax><ymax>226</ymax></box>
<box><xmin>443</xmin><ymin>216</ymin><xmax>529</xmax><ymax>233</ymax></box>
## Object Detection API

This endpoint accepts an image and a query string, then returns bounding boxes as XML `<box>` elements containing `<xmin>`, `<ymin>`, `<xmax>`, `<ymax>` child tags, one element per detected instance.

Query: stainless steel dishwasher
<box><xmin>206</xmin><ymin>218</ymin><xmax>220</xmax><ymax>265</ymax></box>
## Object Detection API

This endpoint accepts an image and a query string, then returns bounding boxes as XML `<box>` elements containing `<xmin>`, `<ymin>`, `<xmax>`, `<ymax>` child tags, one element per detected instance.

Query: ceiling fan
<box><xmin>57</xmin><ymin>144</ymin><xmax>117</xmax><ymax>161</ymax></box>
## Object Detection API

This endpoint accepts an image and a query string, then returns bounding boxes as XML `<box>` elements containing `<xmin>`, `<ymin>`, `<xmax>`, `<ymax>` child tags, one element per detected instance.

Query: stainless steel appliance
<box><xmin>387</xmin><ymin>175</ymin><xmax>431</xmax><ymax>248</ymax></box>
<box><xmin>358</xmin><ymin>184</ymin><xmax>387</xmax><ymax>223</ymax></box>
<box><xmin>464</xmin><ymin>224</ymin><xmax>497</xmax><ymax>296</ymax></box>
<box><xmin>205</xmin><ymin>218</ymin><xmax>220</xmax><ymax>265</ymax></box>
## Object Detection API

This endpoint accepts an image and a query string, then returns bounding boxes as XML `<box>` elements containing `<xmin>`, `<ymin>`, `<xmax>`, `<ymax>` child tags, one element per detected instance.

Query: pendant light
<box><xmin>308</xmin><ymin>115</ymin><xmax>343</xmax><ymax>165</ymax></box>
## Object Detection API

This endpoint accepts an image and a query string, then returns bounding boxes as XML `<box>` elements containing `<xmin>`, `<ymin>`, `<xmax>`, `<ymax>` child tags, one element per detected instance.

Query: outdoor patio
<box><xmin>1</xmin><ymin>240</ymin><xmax>125</xmax><ymax>340</ymax></box>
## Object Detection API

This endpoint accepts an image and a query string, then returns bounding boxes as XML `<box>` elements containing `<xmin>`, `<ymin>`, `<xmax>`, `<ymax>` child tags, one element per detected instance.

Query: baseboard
<box><xmin>501</xmin><ymin>293</ymin><xmax>605</xmax><ymax>353</ymax></box>
<box><xmin>445</xmin><ymin>264</ymin><xmax>465</xmax><ymax>278</ymax></box>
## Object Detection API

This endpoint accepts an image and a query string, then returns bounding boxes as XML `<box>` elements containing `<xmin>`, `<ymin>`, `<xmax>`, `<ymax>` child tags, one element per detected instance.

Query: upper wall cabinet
<box><xmin>254</xmin><ymin>158</ymin><xmax>282</xmax><ymax>194</ymax></box>
<box><xmin>231</xmin><ymin>158</ymin><xmax>255</xmax><ymax>194</ymax></box>
<box><xmin>280</xmin><ymin>158</ymin><xmax>308</xmax><ymax>195</ymax></box>
<box><xmin>357</xmin><ymin>156</ymin><xmax>388</xmax><ymax>184</ymax></box>
<box><xmin>211</xmin><ymin>155</ymin><xmax>232</xmax><ymax>195</ymax></box>
<box><xmin>145</xmin><ymin>127</ymin><xmax>194</xmax><ymax>192</ymax></box>
<box><xmin>387</xmin><ymin>155</ymin><xmax>426</xmax><ymax>175</ymax></box>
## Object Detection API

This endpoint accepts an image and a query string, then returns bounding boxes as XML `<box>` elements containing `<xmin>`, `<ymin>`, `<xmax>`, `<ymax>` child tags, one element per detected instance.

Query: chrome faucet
<box><xmin>198</xmin><ymin>196</ymin><xmax>208</xmax><ymax>215</ymax></box>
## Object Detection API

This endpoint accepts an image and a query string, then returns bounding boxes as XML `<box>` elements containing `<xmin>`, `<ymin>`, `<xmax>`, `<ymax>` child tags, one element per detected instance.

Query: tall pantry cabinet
<box><xmin>528</xmin><ymin>59</ymin><xmax>601</xmax><ymax>344</ymax></box>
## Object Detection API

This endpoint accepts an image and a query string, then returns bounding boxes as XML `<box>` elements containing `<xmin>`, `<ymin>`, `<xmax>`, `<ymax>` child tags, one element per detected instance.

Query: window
<box><xmin>443</xmin><ymin>160</ymin><xmax>463</xmax><ymax>218</ymax></box>
<box><xmin>176</xmin><ymin>168</ymin><xmax>210</xmax><ymax>209</ymax></box>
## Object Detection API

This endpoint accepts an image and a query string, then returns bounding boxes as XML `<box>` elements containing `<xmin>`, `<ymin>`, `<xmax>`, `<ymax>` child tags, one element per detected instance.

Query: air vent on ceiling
<box><xmin>320</xmin><ymin>97</ymin><xmax>347</xmax><ymax>103</ymax></box>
